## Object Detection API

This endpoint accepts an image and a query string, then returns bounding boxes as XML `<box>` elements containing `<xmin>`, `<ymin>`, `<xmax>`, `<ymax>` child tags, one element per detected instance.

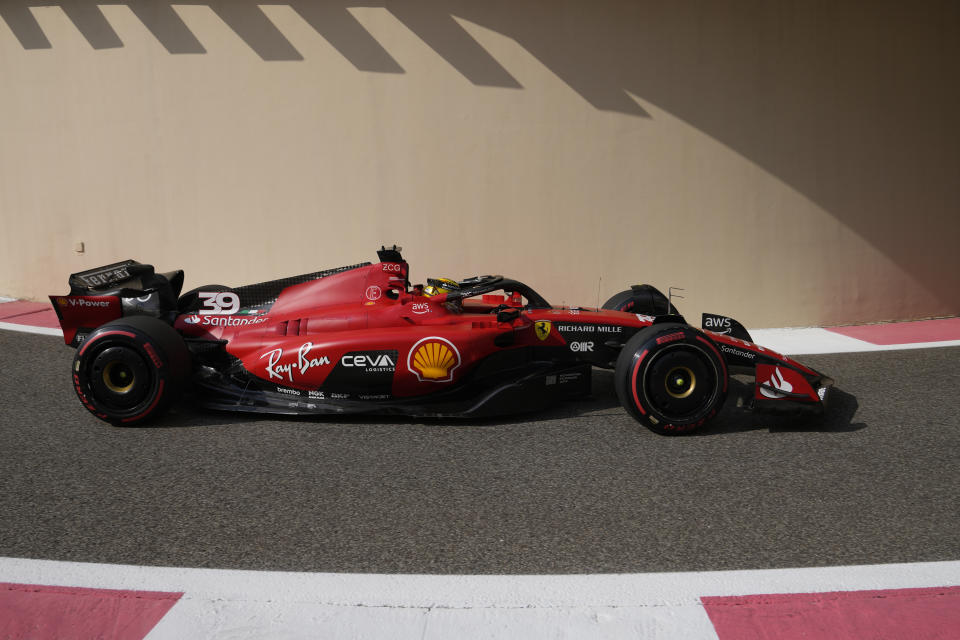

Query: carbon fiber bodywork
<box><xmin>192</xmin><ymin>355</ymin><xmax>591</xmax><ymax>418</ymax></box>
<box><xmin>179</xmin><ymin>263</ymin><xmax>372</xmax><ymax>312</ymax></box>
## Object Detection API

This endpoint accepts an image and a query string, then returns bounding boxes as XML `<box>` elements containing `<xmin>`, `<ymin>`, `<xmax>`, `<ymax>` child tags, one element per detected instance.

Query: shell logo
<box><xmin>407</xmin><ymin>336</ymin><xmax>461</xmax><ymax>382</ymax></box>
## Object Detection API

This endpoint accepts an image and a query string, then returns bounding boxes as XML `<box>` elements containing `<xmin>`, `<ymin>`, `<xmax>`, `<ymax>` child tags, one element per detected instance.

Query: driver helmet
<box><xmin>423</xmin><ymin>277</ymin><xmax>460</xmax><ymax>297</ymax></box>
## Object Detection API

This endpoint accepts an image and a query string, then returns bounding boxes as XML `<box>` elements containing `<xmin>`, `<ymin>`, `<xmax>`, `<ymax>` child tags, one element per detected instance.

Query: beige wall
<box><xmin>1</xmin><ymin>0</ymin><xmax>958</xmax><ymax>327</ymax></box>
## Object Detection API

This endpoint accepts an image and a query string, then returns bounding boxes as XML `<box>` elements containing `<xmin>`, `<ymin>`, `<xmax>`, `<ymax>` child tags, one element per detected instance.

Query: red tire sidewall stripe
<box><xmin>78</xmin><ymin>330</ymin><xmax>137</xmax><ymax>357</ymax></box>
<box><xmin>630</xmin><ymin>349</ymin><xmax>649</xmax><ymax>414</ymax></box>
<box><xmin>121</xmin><ymin>379</ymin><xmax>165</xmax><ymax>424</ymax></box>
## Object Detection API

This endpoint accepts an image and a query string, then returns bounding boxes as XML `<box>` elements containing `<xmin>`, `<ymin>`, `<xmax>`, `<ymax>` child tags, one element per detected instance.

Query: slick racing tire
<box><xmin>72</xmin><ymin>316</ymin><xmax>191</xmax><ymax>426</ymax></box>
<box><xmin>614</xmin><ymin>323</ymin><xmax>728</xmax><ymax>435</ymax></box>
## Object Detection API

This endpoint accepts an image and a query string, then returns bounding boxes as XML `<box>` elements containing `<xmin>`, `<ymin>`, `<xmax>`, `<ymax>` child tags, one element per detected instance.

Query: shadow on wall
<box><xmin>3</xmin><ymin>0</ymin><xmax>959</xmax><ymax>316</ymax></box>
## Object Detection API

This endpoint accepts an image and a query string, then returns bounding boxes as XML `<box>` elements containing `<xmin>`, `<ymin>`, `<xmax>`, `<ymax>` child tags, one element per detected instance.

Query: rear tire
<box><xmin>72</xmin><ymin>316</ymin><xmax>191</xmax><ymax>426</ymax></box>
<box><xmin>614</xmin><ymin>323</ymin><xmax>727</xmax><ymax>435</ymax></box>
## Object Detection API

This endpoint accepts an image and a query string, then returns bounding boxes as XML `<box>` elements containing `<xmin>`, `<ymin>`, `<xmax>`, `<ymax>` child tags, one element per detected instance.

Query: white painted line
<box><xmin>5</xmin><ymin>557</ymin><xmax>957</xmax><ymax>608</ymax></box>
<box><xmin>817</xmin><ymin>338</ymin><xmax>960</xmax><ymax>352</ymax></box>
<box><xmin>0</xmin><ymin>321</ymin><xmax>62</xmax><ymax>336</ymax></box>
<box><xmin>0</xmin><ymin>296</ymin><xmax>16</xmax><ymax>303</ymax></box>
<box><xmin>750</xmin><ymin>327</ymin><xmax>960</xmax><ymax>355</ymax></box>
<box><xmin>1</xmin><ymin>557</ymin><xmax>957</xmax><ymax>639</ymax></box>
<box><xmin>750</xmin><ymin>327</ymin><xmax>863</xmax><ymax>354</ymax></box>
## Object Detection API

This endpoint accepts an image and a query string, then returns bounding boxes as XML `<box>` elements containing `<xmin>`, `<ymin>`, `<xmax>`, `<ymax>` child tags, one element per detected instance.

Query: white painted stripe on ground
<box><xmin>1</xmin><ymin>557</ymin><xmax>957</xmax><ymax>639</ymax></box>
<box><xmin>748</xmin><ymin>327</ymin><xmax>960</xmax><ymax>355</ymax></box>
<box><xmin>0</xmin><ymin>321</ymin><xmax>62</xmax><ymax>336</ymax></box>
<box><xmin>750</xmin><ymin>327</ymin><xmax>865</xmax><ymax>354</ymax></box>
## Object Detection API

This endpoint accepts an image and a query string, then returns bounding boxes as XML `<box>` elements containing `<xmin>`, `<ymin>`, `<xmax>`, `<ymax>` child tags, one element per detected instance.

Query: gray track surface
<box><xmin>1</xmin><ymin>329</ymin><xmax>958</xmax><ymax>574</ymax></box>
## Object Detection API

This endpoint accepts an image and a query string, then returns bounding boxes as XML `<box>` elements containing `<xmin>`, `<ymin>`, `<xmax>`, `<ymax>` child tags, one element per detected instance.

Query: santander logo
<box><xmin>760</xmin><ymin>366</ymin><xmax>793</xmax><ymax>399</ymax></box>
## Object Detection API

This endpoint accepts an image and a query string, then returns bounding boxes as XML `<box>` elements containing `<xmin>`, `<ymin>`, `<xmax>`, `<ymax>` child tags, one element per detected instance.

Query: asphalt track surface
<box><xmin>1</xmin><ymin>329</ymin><xmax>958</xmax><ymax>575</ymax></box>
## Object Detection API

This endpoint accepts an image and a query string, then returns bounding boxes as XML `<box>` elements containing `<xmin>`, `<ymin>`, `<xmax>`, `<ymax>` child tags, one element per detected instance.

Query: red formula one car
<box><xmin>50</xmin><ymin>246</ymin><xmax>832</xmax><ymax>434</ymax></box>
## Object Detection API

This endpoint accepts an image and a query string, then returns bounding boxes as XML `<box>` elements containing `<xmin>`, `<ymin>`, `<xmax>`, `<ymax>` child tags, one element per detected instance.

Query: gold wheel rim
<box><xmin>102</xmin><ymin>360</ymin><xmax>135</xmax><ymax>393</ymax></box>
<box><xmin>664</xmin><ymin>366</ymin><xmax>696</xmax><ymax>399</ymax></box>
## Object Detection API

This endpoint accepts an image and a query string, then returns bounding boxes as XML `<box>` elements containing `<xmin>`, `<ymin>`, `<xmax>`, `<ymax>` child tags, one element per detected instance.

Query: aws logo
<box><xmin>408</xmin><ymin>336</ymin><xmax>461</xmax><ymax>382</ymax></box>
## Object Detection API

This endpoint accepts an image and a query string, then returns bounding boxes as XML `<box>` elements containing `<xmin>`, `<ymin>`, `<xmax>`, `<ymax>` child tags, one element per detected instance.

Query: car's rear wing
<box><xmin>50</xmin><ymin>260</ymin><xmax>184</xmax><ymax>346</ymax></box>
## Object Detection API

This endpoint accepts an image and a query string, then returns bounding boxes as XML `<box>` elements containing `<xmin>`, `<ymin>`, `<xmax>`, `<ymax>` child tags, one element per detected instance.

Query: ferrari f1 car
<box><xmin>51</xmin><ymin>246</ymin><xmax>832</xmax><ymax>434</ymax></box>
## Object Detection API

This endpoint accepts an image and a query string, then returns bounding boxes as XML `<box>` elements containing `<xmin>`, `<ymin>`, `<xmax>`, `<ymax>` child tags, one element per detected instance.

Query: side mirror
<box><xmin>497</xmin><ymin>308</ymin><xmax>521</xmax><ymax>323</ymax></box>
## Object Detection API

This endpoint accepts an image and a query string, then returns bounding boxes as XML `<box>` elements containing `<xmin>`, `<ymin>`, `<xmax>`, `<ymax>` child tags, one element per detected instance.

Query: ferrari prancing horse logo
<box><xmin>535</xmin><ymin>321</ymin><xmax>552</xmax><ymax>341</ymax></box>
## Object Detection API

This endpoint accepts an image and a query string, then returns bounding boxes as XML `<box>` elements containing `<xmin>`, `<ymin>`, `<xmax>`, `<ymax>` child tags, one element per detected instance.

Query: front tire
<box><xmin>72</xmin><ymin>316</ymin><xmax>191</xmax><ymax>426</ymax></box>
<box><xmin>614</xmin><ymin>323</ymin><xmax>727</xmax><ymax>435</ymax></box>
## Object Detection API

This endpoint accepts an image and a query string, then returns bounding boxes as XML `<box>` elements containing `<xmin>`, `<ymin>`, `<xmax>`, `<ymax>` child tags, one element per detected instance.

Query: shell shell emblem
<box><xmin>408</xmin><ymin>336</ymin><xmax>461</xmax><ymax>382</ymax></box>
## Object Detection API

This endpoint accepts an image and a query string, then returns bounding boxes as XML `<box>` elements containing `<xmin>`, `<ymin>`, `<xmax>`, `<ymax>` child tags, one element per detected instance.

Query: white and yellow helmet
<box><xmin>423</xmin><ymin>277</ymin><xmax>460</xmax><ymax>297</ymax></box>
